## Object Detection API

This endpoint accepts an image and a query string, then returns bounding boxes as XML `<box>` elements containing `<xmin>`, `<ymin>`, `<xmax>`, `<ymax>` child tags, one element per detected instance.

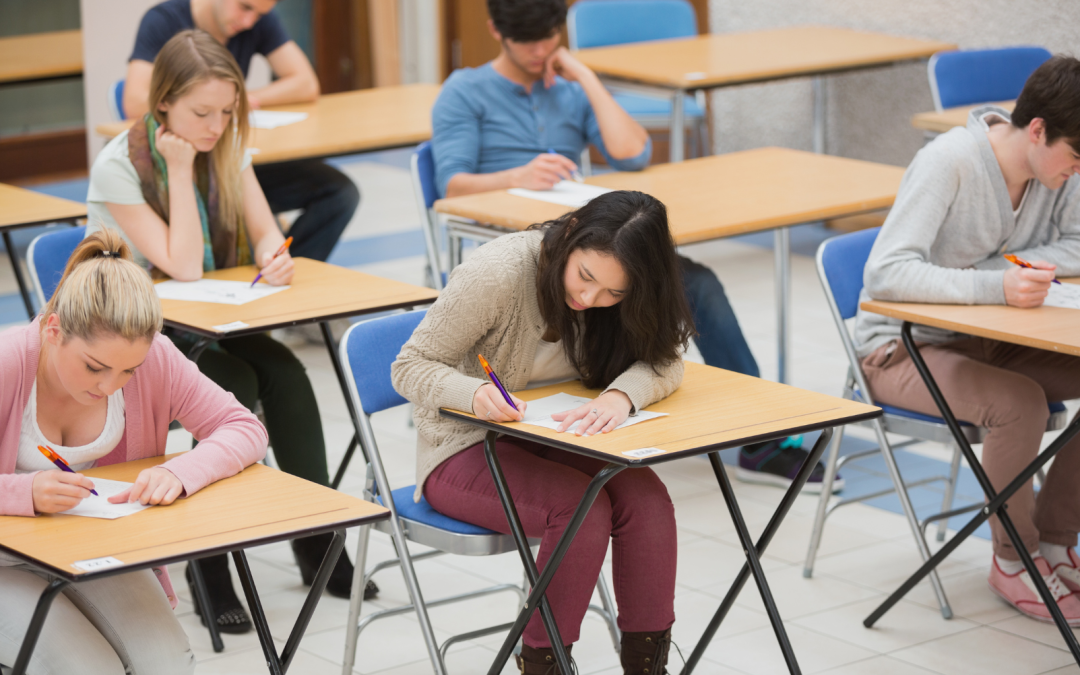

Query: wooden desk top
<box><xmin>434</xmin><ymin>147</ymin><xmax>906</xmax><ymax>244</ymax></box>
<box><xmin>0</xmin><ymin>30</ymin><xmax>83</xmax><ymax>84</ymax></box>
<box><xmin>161</xmin><ymin>257</ymin><xmax>438</xmax><ymax>338</ymax></box>
<box><xmin>861</xmin><ymin>281</ymin><xmax>1080</xmax><ymax>357</ymax></box>
<box><xmin>0</xmin><ymin>182</ymin><xmax>86</xmax><ymax>230</ymax></box>
<box><xmin>575</xmin><ymin>26</ymin><xmax>955</xmax><ymax>90</ymax></box>
<box><xmin>96</xmin><ymin>84</ymin><xmax>440</xmax><ymax>164</ymax></box>
<box><xmin>911</xmin><ymin>100</ymin><xmax>1015</xmax><ymax>134</ymax></box>
<box><xmin>0</xmin><ymin>456</ymin><xmax>389</xmax><ymax>579</ymax></box>
<box><xmin>442</xmin><ymin>362</ymin><xmax>880</xmax><ymax>466</ymax></box>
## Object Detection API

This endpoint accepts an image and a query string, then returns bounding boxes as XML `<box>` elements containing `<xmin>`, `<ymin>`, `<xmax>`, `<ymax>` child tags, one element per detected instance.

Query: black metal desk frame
<box><xmin>864</xmin><ymin>321</ymin><xmax>1080</xmax><ymax>665</ymax></box>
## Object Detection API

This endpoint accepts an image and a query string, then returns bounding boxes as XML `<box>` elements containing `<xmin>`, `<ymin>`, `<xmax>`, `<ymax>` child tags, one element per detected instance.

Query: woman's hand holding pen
<box><xmin>258</xmin><ymin>248</ymin><xmax>294</xmax><ymax>285</ymax></box>
<box><xmin>31</xmin><ymin>470</ymin><xmax>96</xmax><ymax>513</ymax></box>
<box><xmin>473</xmin><ymin>383</ymin><xmax>526</xmax><ymax>422</ymax></box>
<box><xmin>552</xmin><ymin>390</ymin><xmax>632</xmax><ymax>436</ymax></box>
<box><xmin>110</xmin><ymin>467</ymin><xmax>184</xmax><ymax>506</ymax></box>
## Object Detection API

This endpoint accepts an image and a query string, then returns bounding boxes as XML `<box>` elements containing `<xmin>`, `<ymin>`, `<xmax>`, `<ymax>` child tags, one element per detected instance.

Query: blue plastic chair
<box><xmin>411</xmin><ymin>142</ymin><xmax>446</xmax><ymax>290</ymax></box>
<box><xmin>108</xmin><ymin>79</ymin><xmax>126</xmax><ymax>121</ymax></box>
<box><xmin>339</xmin><ymin>311</ymin><xmax>620</xmax><ymax>674</ymax></box>
<box><xmin>805</xmin><ymin>228</ymin><xmax>1068</xmax><ymax>618</ymax></box>
<box><xmin>928</xmin><ymin>47</ymin><xmax>1052</xmax><ymax>112</ymax></box>
<box><xmin>27</xmin><ymin>226</ymin><xmax>86</xmax><ymax>307</ymax></box>
<box><xmin>568</xmin><ymin>0</ymin><xmax>708</xmax><ymax>156</ymax></box>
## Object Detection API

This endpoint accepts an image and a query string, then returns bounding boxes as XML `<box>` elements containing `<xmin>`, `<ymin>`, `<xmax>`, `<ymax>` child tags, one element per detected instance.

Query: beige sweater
<box><xmin>392</xmin><ymin>230</ymin><xmax>684</xmax><ymax>501</ymax></box>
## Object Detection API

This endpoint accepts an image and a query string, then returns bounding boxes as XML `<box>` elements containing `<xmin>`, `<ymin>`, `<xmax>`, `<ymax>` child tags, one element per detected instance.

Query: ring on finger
<box><xmin>486</xmin><ymin>411</ymin><xmax>492</xmax><ymax>420</ymax></box>
<box><xmin>591</xmin><ymin>408</ymin><xmax>599</xmax><ymax>415</ymax></box>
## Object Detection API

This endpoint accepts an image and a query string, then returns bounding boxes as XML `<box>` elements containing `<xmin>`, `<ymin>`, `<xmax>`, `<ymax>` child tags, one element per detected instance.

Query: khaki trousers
<box><xmin>861</xmin><ymin>337</ymin><xmax>1080</xmax><ymax>559</ymax></box>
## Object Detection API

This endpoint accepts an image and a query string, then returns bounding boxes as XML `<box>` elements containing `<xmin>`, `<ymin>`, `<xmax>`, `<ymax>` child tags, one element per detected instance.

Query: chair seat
<box><xmin>379</xmin><ymin>487</ymin><xmax>497</xmax><ymax>536</ymax></box>
<box><xmin>613</xmin><ymin>92</ymin><xmax>704</xmax><ymax>119</ymax></box>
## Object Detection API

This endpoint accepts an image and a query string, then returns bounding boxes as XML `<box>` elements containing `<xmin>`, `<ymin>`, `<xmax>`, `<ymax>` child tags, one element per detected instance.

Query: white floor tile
<box><xmin>702</xmin><ymin>623</ymin><xmax>877</xmax><ymax>674</ymax></box>
<box><xmin>793</xmin><ymin>597</ymin><xmax>978</xmax><ymax>652</ymax></box>
<box><xmin>890</xmin><ymin>626</ymin><xmax>1076</xmax><ymax>675</ymax></box>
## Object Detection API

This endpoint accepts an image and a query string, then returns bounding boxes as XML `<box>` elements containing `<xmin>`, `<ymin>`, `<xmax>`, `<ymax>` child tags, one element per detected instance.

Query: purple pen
<box><xmin>477</xmin><ymin>354</ymin><xmax>518</xmax><ymax>412</ymax></box>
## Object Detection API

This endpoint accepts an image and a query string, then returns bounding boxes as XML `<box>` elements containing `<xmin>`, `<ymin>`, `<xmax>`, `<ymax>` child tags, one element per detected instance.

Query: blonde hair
<box><xmin>149</xmin><ymin>29</ymin><xmax>250</xmax><ymax>235</ymax></box>
<box><xmin>43</xmin><ymin>230</ymin><xmax>163</xmax><ymax>342</ymax></box>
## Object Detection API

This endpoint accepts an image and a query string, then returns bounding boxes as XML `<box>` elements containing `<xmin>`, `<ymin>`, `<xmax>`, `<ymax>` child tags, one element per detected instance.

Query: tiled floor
<box><xmin>9</xmin><ymin>152</ymin><xmax>1080</xmax><ymax>674</ymax></box>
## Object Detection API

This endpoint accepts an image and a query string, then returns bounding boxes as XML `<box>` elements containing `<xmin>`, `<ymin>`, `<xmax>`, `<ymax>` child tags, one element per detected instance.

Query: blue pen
<box><xmin>548</xmin><ymin>148</ymin><xmax>584</xmax><ymax>183</ymax></box>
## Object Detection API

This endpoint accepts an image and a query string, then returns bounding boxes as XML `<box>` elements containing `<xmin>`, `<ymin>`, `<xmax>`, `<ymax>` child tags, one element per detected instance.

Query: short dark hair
<box><xmin>1012</xmin><ymin>55</ymin><xmax>1080</xmax><ymax>153</ymax></box>
<box><xmin>487</xmin><ymin>0</ymin><xmax>567</xmax><ymax>43</ymax></box>
<box><xmin>529</xmin><ymin>191</ymin><xmax>695</xmax><ymax>390</ymax></box>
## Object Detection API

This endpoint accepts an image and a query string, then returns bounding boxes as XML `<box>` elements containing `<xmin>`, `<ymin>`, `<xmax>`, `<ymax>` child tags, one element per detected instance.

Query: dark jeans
<box><xmin>679</xmin><ymin>255</ymin><xmax>759</xmax><ymax>377</ymax></box>
<box><xmin>254</xmin><ymin>159</ymin><xmax>360</xmax><ymax>262</ymax></box>
<box><xmin>167</xmin><ymin>331</ymin><xmax>329</xmax><ymax>486</ymax></box>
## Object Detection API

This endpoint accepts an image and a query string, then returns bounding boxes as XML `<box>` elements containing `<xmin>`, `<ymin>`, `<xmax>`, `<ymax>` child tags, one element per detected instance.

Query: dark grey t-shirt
<box><xmin>130</xmin><ymin>0</ymin><xmax>289</xmax><ymax>75</ymax></box>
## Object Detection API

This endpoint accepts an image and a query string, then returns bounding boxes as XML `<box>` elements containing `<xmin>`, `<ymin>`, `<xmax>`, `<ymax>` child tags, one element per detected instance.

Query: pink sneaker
<box><xmin>1051</xmin><ymin>548</ymin><xmax>1080</xmax><ymax>594</ymax></box>
<box><xmin>988</xmin><ymin>556</ymin><xmax>1080</xmax><ymax>625</ymax></box>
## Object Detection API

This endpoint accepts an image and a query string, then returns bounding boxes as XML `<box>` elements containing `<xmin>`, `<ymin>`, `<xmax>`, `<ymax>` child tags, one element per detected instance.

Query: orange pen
<box><xmin>251</xmin><ymin>236</ymin><xmax>293</xmax><ymax>287</ymax></box>
<box><xmin>37</xmin><ymin>445</ymin><xmax>98</xmax><ymax>495</ymax></box>
<box><xmin>1004</xmin><ymin>253</ymin><xmax>1061</xmax><ymax>285</ymax></box>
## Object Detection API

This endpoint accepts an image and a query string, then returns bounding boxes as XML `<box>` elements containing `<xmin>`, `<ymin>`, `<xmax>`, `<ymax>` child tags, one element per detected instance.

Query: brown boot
<box><xmin>620</xmin><ymin>628</ymin><xmax>671</xmax><ymax>675</ymax></box>
<box><xmin>513</xmin><ymin>643</ymin><xmax>574</xmax><ymax>674</ymax></box>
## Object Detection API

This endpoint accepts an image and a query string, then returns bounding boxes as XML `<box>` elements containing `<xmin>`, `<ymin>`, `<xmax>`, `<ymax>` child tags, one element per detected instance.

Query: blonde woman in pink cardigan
<box><xmin>0</xmin><ymin>229</ymin><xmax>267</xmax><ymax>674</ymax></box>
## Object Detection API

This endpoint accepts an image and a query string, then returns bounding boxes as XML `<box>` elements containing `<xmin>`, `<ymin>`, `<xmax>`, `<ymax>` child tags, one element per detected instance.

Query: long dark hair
<box><xmin>530</xmin><ymin>190</ymin><xmax>694</xmax><ymax>389</ymax></box>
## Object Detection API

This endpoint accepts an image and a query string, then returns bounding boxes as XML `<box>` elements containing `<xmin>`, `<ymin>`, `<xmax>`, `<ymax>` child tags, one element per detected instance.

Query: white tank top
<box><xmin>16</xmin><ymin>379</ymin><xmax>126</xmax><ymax>473</ymax></box>
<box><xmin>527</xmin><ymin>338</ymin><xmax>579</xmax><ymax>389</ymax></box>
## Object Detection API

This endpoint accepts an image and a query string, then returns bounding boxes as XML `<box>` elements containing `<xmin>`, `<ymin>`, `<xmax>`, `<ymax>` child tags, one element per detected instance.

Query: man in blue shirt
<box><xmin>433</xmin><ymin>0</ymin><xmax>839</xmax><ymax>501</ymax></box>
<box><xmin>124</xmin><ymin>0</ymin><xmax>359</xmax><ymax>264</ymax></box>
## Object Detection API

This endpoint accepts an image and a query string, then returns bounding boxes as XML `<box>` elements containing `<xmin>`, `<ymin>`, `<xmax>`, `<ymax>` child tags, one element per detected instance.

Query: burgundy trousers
<box><xmin>424</xmin><ymin>438</ymin><xmax>677</xmax><ymax>648</ymax></box>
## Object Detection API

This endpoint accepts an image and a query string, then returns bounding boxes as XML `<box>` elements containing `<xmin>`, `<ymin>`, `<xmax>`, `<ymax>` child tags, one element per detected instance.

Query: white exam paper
<box><xmin>155</xmin><ymin>279</ymin><xmax>289</xmax><ymax>305</ymax></box>
<box><xmin>250</xmin><ymin>110</ymin><xmax>308</xmax><ymax>129</ymax></box>
<box><xmin>61</xmin><ymin>479</ymin><xmax>151</xmax><ymax>520</ymax></box>
<box><xmin>508</xmin><ymin>181</ymin><xmax>614</xmax><ymax>208</ymax></box>
<box><xmin>1043</xmin><ymin>283</ymin><xmax>1080</xmax><ymax>310</ymax></box>
<box><xmin>520</xmin><ymin>392</ymin><xmax>667</xmax><ymax>434</ymax></box>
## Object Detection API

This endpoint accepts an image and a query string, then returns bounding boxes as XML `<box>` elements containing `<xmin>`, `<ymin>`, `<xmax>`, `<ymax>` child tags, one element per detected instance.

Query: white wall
<box><xmin>706</xmin><ymin>0</ymin><xmax>1080</xmax><ymax>167</ymax></box>
<box><xmin>81</xmin><ymin>0</ymin><xmax>272</xmax><ymax>162</ymax></box>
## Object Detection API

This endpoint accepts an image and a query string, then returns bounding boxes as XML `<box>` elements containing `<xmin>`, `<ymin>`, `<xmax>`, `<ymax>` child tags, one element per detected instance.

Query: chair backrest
<box><xmin>816</xmin><ymin>227</ymin><xmax>880</xmax><ymax>322</ymax></box>
<box><xmin>27</xmin><ymin>226</ymin><xmax>86</xmax><ymax>308</ymax></box>
<box><xmin>341</xmin><ymin>310</ymin><xmax>427</xmax><ymax>417</ymax></box>
<box><xmin>928</xmin><ymin>47</ymin><xmax>1052</xmax><ymax>111</ymax></box>
<box><xmin>108</xmin><ymin>79</ymin><xmax>126</xmax><ymax>121</ymax></box>
<box><xmin>568</xmin><ymin>0</ymin><xmax>697</xmax><ymax>50</ymax></box>
<box><xmin>411</xmin><ymin>142</ymin><xmax>445</xmax><ymax>290</ymax></box>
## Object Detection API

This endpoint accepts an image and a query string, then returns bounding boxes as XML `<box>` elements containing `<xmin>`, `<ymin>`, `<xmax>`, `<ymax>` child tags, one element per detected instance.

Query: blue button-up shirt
<box><xmin>432</xmin><ymin>63</ymin><xmax>652</xmax><ymax>198</ymax></box>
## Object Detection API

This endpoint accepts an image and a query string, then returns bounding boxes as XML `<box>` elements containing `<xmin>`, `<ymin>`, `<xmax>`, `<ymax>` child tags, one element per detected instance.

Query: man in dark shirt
<box><xmin>124</xmin><ymin>0</ymin><xmax>359</xmax><ymax>264</ymax></box>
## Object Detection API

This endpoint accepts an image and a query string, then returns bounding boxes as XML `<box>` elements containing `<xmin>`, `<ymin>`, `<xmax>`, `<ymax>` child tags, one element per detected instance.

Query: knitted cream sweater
<box><xmin>392</xmin><ymin>230</ymin><xmax>684</xmax><ymax>501</ymax></box>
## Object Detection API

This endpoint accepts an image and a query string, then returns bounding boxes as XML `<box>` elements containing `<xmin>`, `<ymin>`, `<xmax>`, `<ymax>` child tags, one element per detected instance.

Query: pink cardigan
<box><xmin>0</xmin><ymin>321</ymin><xmax>268</xmax><ymax>605</ymax></box>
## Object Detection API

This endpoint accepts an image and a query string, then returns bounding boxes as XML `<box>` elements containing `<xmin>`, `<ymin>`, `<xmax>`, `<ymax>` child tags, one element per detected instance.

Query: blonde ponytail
<box><xmin>42</xmin><ymin>229</ymin><xmax>163</xmax><ymax>342</ymax></box>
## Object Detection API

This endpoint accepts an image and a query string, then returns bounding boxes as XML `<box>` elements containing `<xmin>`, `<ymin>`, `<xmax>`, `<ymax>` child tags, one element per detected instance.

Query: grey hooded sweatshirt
<box><xmin>852</xmin><ymin>105</ymin><xmax>1080</xmax><ymax>357</ymax></box>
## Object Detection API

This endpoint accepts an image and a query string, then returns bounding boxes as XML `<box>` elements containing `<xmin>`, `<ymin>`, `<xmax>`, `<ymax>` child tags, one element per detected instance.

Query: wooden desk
<box><xmin>0</xmin><ymin>183</ymin><xmax>86</xmax><ymax>318</ymax></box>
<box><xmin>575</xmin><ymin>25</ymin><xmax>955</xmax><ymax>162</ymax></box>
<box><xmin>96</xmin><ymin>84</ymin><xmax>440</xmax><ymax>164</ymax></box>
<box><xmin>859</xmin><ymin>298</ymin><xmax>1080</xmax><ymax>663</ymax></box>
<box><xmin>162</xmin><ymin>258</ymin><xmax>438</xmax><ymax>489</ymax></box>
<box><xmin>911</xmin><ymin>100</ymin><xmax>1015</xmax><ymax>135</ymax></box>
<box><xmin>443</xmin><ymin>361</ymin><xmax>879</xmax><ymax>674</ymax></box>
<box><xmin>435</xmin><ymin>147</ymin><xmax>906</xmax><ymax>384</ymax></box>
<box><xmin>0</xmin><ymin>456</ymin><xmax>389</xmax><ymax>674</ymax></box>
<box><xmin>0</xmin><ymin>30</ymin><xmax>83</xmax><ymax>85</ymax></box>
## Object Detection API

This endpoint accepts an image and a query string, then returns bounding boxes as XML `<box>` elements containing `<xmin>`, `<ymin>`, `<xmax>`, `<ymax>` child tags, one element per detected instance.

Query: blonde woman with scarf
<box><xmin>84</xmin><ymin>29</ymin><xmax>362</xmax><ymax>635</ymax></box>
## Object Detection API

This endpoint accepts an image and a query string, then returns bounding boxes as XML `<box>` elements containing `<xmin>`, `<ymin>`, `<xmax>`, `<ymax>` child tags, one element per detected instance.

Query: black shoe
<box><xmin>290</xmin><ymin>533</ymin><xmax>379</xmax><ymax>600</ymax></box>
<box><xmin>185</xmin><ymin>555</ymin><xmax>253</xmax><ymax>634</ymax></box>
<box><xmin>735</xmin><ymin>436</ymin><xmax>843</xmax><ymax>493</ymax></box>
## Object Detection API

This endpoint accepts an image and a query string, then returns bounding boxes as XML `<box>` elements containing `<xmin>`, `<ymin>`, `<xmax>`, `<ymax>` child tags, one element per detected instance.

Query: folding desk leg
<box><xmin>482</xmin><ymin>430</ymin><xmax>626</xmax><ymax>675</ymax></box>
<box><xmin>3</xmin><ymin>230</ymin><xmax>35</xmax><ymax>320</ymax></box>
<box><xmin>320</xmin><ymin>321</ymin><xmax>369</xmax><ymax>487</ymax></box>
<box><xmin>864</xmin><ymin>322</ymin><xmax>1080</xmax><ymax>664</ymax></box>
<box><xmin>11</xmin><ymin>578</ymin><xmax>68</xmax><ymax>675</ymax></box>
<box><xmin>232</xmin><ymin>550</ymin><xmax>284</xmax><ymax>675</ymax></box>
<box><xmin>186</xmin><ymin>337</ymin><xmax>215</xmax><ymax>364</ymax></box>
<box><xmin>279</xmin><ymin>530</ymin><xmax>346</xmax><ymax>672</ymax></box>
<box><xmin>774</xmin><ymin>226</ymin><xmax>791</xmax><ymax>384</ymax></box>
<box><xmin>682</xmin><ymin>429</ymin><xmax>832</xmax><ymax>675</ymax></box>
<box><xmin>188</xmin><ymin>559</ymin><xmax>225</xmax><ymax>653</ymax></box>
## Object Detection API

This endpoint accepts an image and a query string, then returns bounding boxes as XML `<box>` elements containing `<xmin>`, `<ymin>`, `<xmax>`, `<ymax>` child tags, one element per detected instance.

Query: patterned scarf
<box><xmin>128</xmin><ymin>114</ymin><xmax>251</xmax><ymax>275</ymax></box>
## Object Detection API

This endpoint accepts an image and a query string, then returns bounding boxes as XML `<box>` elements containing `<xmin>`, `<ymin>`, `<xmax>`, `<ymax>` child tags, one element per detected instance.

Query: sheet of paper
<box><xmin>155</xmin><ymin>279</ymin><xmax>289</xmax><ymax>305</ymax></box>
<box><xmin>508</xmin><ymin>181</ymin><xmax>614</xmax><ymax>208</ymax></box>
<box><xmin>250</xmin><ymin>110</ymin><xmax>308</xmax><ymax>129</ymax></box>
<box><xmin>61</xmin><ymin>478</ymin><xmax>151</xmax><ymax>520</ymax></box>
<box><xmin>1043</xmin><ymin>283</ymin><xmax>1080</xmax><ymax>310</ymax></box>
<box><xmin>519</xmin><ymin>392</ymin><xmax>667</xmax><ymax>434</ymax></box>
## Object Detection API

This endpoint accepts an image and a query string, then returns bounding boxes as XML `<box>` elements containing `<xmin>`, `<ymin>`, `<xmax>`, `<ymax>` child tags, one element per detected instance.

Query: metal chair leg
<box><xmin>804</xmin><ymin>425</ymin><xmax>844</xmax><ymax>577</ymax></box>
<box><xmin>593</xmin><ymin>572</ymin><xmax>621</xmax><ymax>652</ymax></box>
<box><xmin>936</xmin><ymin>444</ymin><xmax>963</xmax><ymax>542</ymax></box>
<box><xmin>342</xmin><ymin>524</ymin><xmax>372</xmax><ymax>675</ymax></box>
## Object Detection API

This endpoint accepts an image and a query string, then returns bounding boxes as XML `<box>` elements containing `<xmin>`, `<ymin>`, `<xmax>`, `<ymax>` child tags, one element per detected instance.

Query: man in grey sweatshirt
<box><xmin>854</xmin><ymin>55</ymin><xmax>1080</xmax><ymax>625</ymax></box>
